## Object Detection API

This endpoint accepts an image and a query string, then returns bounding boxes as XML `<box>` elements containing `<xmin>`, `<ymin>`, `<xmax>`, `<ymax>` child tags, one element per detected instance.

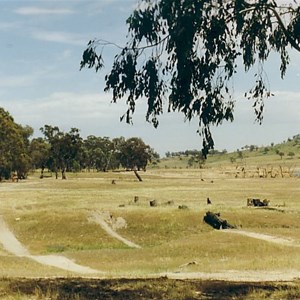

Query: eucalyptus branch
<box><xmin>94</xmin><ymin>35</ymin><xmax>170</xmax><ymax>53</ymax></box>
<box><xmin>269</xmin><ymin>6</ymin><xmax>300</xmax><ymax>52</ymax></box>
<box><xmin>93</xmin><ymin>39</ymin><xmax>124</xmax><ymax>50</ymax></box>
<box><xmin>82</xmin><ymin>0</ymin><xmax>300</xmax><ymax>157</ymax></box>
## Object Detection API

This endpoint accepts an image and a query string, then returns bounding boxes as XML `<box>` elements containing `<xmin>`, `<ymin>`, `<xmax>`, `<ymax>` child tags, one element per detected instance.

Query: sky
<box><xmin>0</xmin><ymin>0</ymin><xmax>299</xmax><ymax>156</ymax></box>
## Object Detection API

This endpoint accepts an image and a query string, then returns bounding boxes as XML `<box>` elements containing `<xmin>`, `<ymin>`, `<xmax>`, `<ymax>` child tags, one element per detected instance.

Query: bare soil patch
<box><xmin>88</xmin><ymin>211</ymin><xmax>141</xmax><ymax>249</ymax></box>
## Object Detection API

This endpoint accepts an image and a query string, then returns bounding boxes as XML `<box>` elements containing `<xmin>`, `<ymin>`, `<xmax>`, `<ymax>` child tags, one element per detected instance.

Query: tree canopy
<box><xmin>40</xmin><ymin>125</ymin><xmax>84</xmax><ymax>179</ymax></box>
<box><xmin>39</xmin><ymin>125</ymin><xmax>158</xmax><ymax>178</ymax></box>
<box><xmin>81</xmin><ymin>0</ymin><xmax>300</xmax><ymax>157</ymax></box>
<box><xmin>0</xmin><ymin>108</ymin><xmax>32</xmax><ymax>180</ymax></box>
<box><xmin>118</xmin><ymin>137</ymin><xmax>153</xmax><ymax>171</ymax></box>
<box><xmin>0</xmin><ymin>104</ymin><xmax>159</xmax><ymax>181</ymax></box>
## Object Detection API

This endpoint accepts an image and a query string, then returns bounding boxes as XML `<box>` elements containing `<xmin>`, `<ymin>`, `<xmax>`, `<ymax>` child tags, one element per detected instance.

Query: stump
<box><xmin>178</xmin><ymin>205</ymin><xmax>188</xmax><ymax>210</ymax></box>
<box><xmin>150</xmin><ymin>200</ymin><xmax>157</xmax><ymax>207</ymax></box>
<box><xmin>166</xmin><ymin>200</ymin><xmax>174</xmax><ymax>206</ymax></box>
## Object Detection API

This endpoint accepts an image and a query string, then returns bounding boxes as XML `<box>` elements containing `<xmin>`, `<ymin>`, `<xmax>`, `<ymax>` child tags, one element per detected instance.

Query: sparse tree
<box><xmin>187</xmin><ymin>151</ymin><xmax>205</xmax><ymax>168</ymax></box>
<box><xmin>230</xmin><ymin>156</ymin><xmax>236</xmax><ymax>164</ymax></box>
<box><xmin>278</xmin><ymin>151</ymin><xmax>285</xmax><ymax>160</ymax></box>
<box><xmin>237</xmin><ymin>149</ymin><xmax>244</xmax><ymax>160</ymax></box>
<box><xmin>263</xmin><ymin>147</ymin><xmax>269</xmax><ymax>154</ymax></box>
<box><xmin>249</xmin><ymin>145</ymin><xmax>256</xmax><ymax>152</ymax></box>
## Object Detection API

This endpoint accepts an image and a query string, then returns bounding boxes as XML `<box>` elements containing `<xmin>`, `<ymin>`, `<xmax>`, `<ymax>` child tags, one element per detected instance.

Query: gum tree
<box><xmin>40</xmin><ymin>125</ymin><xmax>83</xmax><ymax>179</ymax></box>
<box><xmin>118</xmin><ymin>137</ymin><xmax>152</xmax><ymax>171</ymax></box>
<box><xmin>83</xmin><ymin>136</ymin><xmax>118</xmax><ymax>172</ymax></box>
<box><xmin>81</xmin><ymin>0</ymin><xmax>300</xmax><ymax>157</ymax></box>
<box><xmin>29</xmin><ymin>137</ymin><xmax>50</xmax><ymax>178</ymax></box>
<box><xmin>0</xmin><ymin>108</ymin><xmax>32</xmax><ymax>180</ymax></box>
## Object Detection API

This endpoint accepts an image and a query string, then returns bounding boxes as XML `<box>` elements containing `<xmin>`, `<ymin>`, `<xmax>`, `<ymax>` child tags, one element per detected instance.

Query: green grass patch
<box><xmin>1</xmin><ymin>164</ymin><xmax>300</xmax><ymax>277</ymax></box>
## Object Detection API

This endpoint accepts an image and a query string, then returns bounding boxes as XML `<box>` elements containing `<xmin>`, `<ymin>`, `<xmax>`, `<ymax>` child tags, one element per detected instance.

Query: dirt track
<box><xmin>162</xmin><ymin>270</ymin><xmax>300</xmax><ymax>282</ymax></box>
<box><xmin>223</xmin><ymin>229</ymin><xmax>299</xmax><ymax>247</ymax></box>
<box><xmin>1</xmin><ymin>214</ymin><xmax>300</xmax><ymax>281</ymax></box>
<box><xmin>0</xmin><ymin>215</ymin><xmax>100</xmax><ymax>274</ymax></box>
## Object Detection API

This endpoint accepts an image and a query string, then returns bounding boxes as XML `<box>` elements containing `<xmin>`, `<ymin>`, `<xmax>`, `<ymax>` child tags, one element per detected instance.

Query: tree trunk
<box><xmin>40</xmin><ymin>166</ymin><xmax>44</xmax><ymax>179</ymax></box>
<box><xmin>133</xmin><ymin>170</ymin><xmax>142</xmax><ymax>182</ymax></box>
<box><xmin>62</xmin><ymin>168</ymin><xmax>67</xmax><ymax>180</ymax></box>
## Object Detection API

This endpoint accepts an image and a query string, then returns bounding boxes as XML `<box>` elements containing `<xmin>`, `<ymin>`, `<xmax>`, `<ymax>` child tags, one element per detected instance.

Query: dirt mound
<box><xmin>88</xmin><ymin>211</ymin><xmax>141</xmax><ymax>249</ymax></box>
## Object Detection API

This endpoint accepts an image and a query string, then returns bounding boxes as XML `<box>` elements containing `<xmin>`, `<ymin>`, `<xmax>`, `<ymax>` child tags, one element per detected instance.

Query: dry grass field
<box><xmin>1</xmin><ymin>155</ymin><xmax>300</xmax><ymax>298</ymax></box>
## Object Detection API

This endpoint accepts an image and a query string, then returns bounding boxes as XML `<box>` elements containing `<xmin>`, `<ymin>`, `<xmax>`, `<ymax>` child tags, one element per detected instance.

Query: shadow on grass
<box><xmin>2</xmin><ymin>277</ymin><xmax>300</xmax><ymax>299</ymax></box>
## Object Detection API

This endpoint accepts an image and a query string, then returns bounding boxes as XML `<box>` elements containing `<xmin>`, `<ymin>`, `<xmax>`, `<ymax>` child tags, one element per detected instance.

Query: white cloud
<box><xmin>31</xmin><ymin>30</ymin><xmax>86</xmax><ymax>46</ymax></box>
<box><xmin>0</xmin><ymin>21</ymin><xmax>19</xmax><ymax>31</ymax></box>
<box><xmin>1</xmin><ymin>0</ymin><xmax>299</xmax><ymax>155</ymax></box>
<box><xmin>1</xmin><ymin>92</ymin><xmax>127</xmax><ymax>127</ymax></box>
<box><xmin>0</xmin><ymin>74</ymin><xmax>34</xmax><ymax>88</ymax></box>
<box><xmin>1</xmin><ymin>88</ymin><xmax>299</xmax><ymax>155</ymax></box>
<box><xmin>61</xmin><ymin>49</ymin><xmax>72</xmax><ymax>59</ymax></box>
<box><xmin>15</xmin><ymin>7</ymin><xmax>74</xmax><ymax>16</ymax></box>
<box><xmin>265</xmin><ymin>90</ymin><xmax>300</xmax><ymax>121</ymax></box>
<box><xmin>0</xmin><ymin>91</ymin><xmax>201</xmax><ymax>154</ymax></box>
<box><xmin>0</xmin><ymin>65</ymin><xmax>63</xmax><ymax>90</ymax></box>
<box><xmin>77</xmin><ymin>0</ymin><xmax>134</xmax><ymax>16</ymax></box>
<box><xmin>212</xmin><ymin>90</ymin><xmax>300</xmax><ymax>151</ymax></box>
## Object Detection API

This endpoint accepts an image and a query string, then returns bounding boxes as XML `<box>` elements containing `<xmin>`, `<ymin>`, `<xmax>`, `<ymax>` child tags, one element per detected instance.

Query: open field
<box><xmin>1</xmin><ymin>160</ymin><xmax>300</xmax><ymax>298</ymax></box>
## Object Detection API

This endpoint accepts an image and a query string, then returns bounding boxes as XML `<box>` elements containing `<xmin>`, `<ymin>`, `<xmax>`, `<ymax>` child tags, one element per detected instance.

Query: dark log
<box><xmin>203</xmin><ymin>211</ymin><xmax>236</xmax><ymax>230</ymax></box>
<box><xmin>247</xmin><ymin>198</ymin><xmax>269</xmax><ymax>207</ymax></box>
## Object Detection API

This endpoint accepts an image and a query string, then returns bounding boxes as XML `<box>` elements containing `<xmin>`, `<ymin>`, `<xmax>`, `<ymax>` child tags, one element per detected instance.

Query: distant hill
<box><xmin>154</xmin><ymin>134</ymin><xmax>300</xmax><ymax>169</ymax></box>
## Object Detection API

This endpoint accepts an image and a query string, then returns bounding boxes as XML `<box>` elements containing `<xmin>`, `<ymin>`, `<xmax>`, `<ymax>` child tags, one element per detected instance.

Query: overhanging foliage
<box><xmin>81</xmin><ymin>0</ymin><xmax>300</xmax><ymax>157</ymax></box>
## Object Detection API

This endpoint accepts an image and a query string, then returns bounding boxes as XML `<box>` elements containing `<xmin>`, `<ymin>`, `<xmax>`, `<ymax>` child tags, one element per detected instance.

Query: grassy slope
<box><xmin>1</xmin><ymin>170</ymin><xmax>300</xmax><ymax>276</ymax></box>
<box><xmin>0</xmin><ymin>136</ymin><xmax>300</xmax><ymax>298</ymax></box>
<box><xmin>158</xmin><ymin>134</ymin><xmax>300</xmax><ymax>167</ymax></box>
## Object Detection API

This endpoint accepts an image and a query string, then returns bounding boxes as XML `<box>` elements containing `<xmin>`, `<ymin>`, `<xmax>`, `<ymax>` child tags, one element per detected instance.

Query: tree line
<box><xmin>165</xmin><ymin>149</ymin><xmax>228</xmax><ymax>158</ymax></box>
<box><xmin>0</xmin><ymin>107</ymin><xmax>159</xmax><ymax>181</ymax></box>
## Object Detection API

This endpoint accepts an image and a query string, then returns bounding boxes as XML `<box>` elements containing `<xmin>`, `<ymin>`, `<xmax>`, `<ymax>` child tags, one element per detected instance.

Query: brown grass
<box><xmin>1</xmin><ymin>164</ymin><xmax>300</xmax><ymax>298</ymax></box>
